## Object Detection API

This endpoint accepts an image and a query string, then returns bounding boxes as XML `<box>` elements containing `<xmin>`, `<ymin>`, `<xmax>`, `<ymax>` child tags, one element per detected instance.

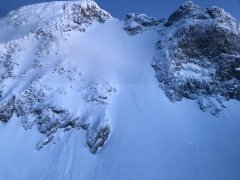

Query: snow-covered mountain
<box><xmin>0</xmin><ymin>1</ymin><xmax>240</xmax><ymax>179</ymax></box>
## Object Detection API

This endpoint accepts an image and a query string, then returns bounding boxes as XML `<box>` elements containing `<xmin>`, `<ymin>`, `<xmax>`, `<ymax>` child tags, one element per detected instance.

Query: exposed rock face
<box><xmin>0</xmin><ymin>96</ymin><xmax>15</xmax><ymax>122</ymax></box>
<box><xmin>124</xmin><ymin>13</ymin><xmax>163</xmax><ymax>35</ymax></box>
<box><xmin>87</xmin><ymin>125</ymin><xmax>111</xmax><ymax>154</ymax></box>
<box><xmin>153</xmin><ymin>1</ymin><xmax>240</xmax><ymax>115</ymax></box>
<box><xmin>164</xmin><ymin>1</ymin><xmax>203</xmax><ymax>27</ymax></box>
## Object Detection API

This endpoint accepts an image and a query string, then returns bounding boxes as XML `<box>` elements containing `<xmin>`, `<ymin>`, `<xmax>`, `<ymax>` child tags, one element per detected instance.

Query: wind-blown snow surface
<box><xmin>0</xmin><ymin>1</ymin><xmax>240</xmax><ymax>180</ymax></box>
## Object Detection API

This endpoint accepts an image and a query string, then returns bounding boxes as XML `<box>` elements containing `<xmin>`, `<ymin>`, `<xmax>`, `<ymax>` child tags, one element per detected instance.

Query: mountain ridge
<box><xmin>0</xmin><ymin>1</ymin><xmax>240</xmax><ymax>180</ymax></box>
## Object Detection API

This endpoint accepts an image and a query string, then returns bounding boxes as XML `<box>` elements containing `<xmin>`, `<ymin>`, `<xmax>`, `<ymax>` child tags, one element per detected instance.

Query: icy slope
<box><xmin>0</xmin><ymin>1</ymin><xmax>240</xmax><ymax>180</ymax></box>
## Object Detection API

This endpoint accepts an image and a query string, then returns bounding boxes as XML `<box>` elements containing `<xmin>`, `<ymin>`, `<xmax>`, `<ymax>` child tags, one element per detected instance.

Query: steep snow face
<box><xmin>0</xmin><ymin>1</ymin><xmax>240</xmax><ymax>180</ymax></box>
<box><xmin>0</xmin><ymin>0</ymin><xmax>113</xmax><ymax>154</ymax></box>
<box><xmin>153</xmin><ymin>1</ymin><xmax>240</xmax><ymax>115</ymax></box>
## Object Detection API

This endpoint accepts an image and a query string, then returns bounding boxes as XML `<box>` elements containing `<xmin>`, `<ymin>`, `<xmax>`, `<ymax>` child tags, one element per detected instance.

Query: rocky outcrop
<box><xmin>0</xmin><ymin>80</ymin><xmax>114</xmax><ymax>153</ymax></box>
<box><xmin>124</xmin><ymin>13</ymin><xmax>163</xmax><ymax>35</ymax></box>
<box><xmin>87</xmin><ymin>125</ymin><xmax>110</xmax><ymax>154</ymax></box>
<box><xmin>153</xmin><ymin>1</ymin><xmax>240</xmax><ymax>115</ymax></box>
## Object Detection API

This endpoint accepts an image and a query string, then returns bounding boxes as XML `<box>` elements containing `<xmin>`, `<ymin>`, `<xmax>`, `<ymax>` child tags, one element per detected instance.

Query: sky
<box><xmin>0</xmin><ymin>0</ymin><xmax>240</xmax><ymax>21</ymax></box>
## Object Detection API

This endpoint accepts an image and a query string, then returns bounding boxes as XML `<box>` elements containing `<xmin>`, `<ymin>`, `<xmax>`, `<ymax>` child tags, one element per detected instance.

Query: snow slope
<box><xmin>0</xmin><ymin>1</ymin><xmax>240</xmax><ymax>180</ymax></box>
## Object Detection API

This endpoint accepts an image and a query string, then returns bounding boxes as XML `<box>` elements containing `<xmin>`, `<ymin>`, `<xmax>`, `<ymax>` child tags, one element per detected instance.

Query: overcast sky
<box><xmin>0</xmin><ymin>0</ymin><xmax>240</xmax><ymax>20</ymax></box>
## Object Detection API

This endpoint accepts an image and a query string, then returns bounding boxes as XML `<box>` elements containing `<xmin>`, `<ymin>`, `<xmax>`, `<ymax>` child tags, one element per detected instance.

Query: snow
<box><xmin>6</xmin><ymin>0</ymin><xmax>101</xmax><ymax>25</ymax></box>
<box><xmin>0</xmin><ymin>1</ymin><xmax>240</xmax><ymax>180</ymax></box>
<box><xmin>0</xmin><ymin>115</ymin><xmax>96</xmax><ymax>180</ymax></box>
<box><xmin>176</xmin><ymin>63</ymin><xmax>213</xmax><ymax>80</ymax></box>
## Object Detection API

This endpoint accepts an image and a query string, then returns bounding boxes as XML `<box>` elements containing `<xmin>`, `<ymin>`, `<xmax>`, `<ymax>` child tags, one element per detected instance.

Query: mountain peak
<box><xmin>4</xmin><ymin>0</ymin><xmax>110</xmax><ymax>28</ymax></box>
<box><xmin>206</xmin><ymin>6</ymin><xmax>236</xmax><ymax>20</ymax></box>
<box><xmin>164</xmin><ymin>1</ymin><xmax>236</xmax><ymax>27</ymax></box>
<box><xmin>164</xmin><ymin>1</ymin><xmax>201</xmax><ymax>27</ymax></box>
<box><xmin>182</xmin><ymin>1</ymin><xmax>199</xmax><ymax>9</ymax></box>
